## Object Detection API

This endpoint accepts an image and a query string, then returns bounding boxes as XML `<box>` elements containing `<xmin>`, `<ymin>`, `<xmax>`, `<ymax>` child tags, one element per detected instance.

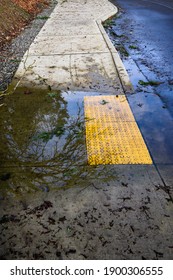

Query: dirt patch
<box><xmin>12</xmin><ymin>0</ymin><xmax>49</xmax><ymax>13</ymax></box>
<box><xmin>0</xmin><ymin>0</ymin><xmax>49</xmax><ymax>48</ymax></box>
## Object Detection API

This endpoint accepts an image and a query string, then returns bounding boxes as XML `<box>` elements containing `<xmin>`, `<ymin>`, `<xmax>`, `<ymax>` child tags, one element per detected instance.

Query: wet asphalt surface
<box><xmin>108</xmin><ymin>0</ymin><xmax>173</xmax><ymax>165</ymax></box>
<box><xmin>111</xmin><ymin>0</ymin><xmax>173</xmax><ymax>111</ymax></box>
<box><xmin>0</xmin><ymin>0</ymin><xmax>173</xmax><ymax>260</ymax></box>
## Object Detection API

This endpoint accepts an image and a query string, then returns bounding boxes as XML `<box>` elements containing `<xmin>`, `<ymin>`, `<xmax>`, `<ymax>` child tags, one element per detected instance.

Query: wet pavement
<box><xmin>107</xmin><ymin>0</ymin><xmax>173</xmax><ymax>165</ymax></box>
<box><xmin>0</xmin><ymin>0</ymin><xmax>173</xmax><ymax>260</ymax></box>
<box><xmin>0</xmin><ymin>87</ymin><xmax>173</xmax><ymax>260</ymax></box>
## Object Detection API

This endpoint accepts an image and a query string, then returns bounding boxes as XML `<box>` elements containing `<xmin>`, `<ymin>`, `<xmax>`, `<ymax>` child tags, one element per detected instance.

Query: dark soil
<box><xmin>0</xmin><ymin>0</ymin><xmax>49</xmax><ymax>48</ymax></box>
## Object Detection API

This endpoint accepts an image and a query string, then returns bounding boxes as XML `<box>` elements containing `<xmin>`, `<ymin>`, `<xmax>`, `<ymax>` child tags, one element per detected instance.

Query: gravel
<box><xmin>0</xmin><ymin>0</ymin><xmax>58</xmax><ymax>92</ymax></box>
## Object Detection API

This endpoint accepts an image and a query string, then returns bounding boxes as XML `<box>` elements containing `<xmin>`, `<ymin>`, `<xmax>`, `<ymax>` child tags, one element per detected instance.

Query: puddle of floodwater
<box><xmin>123</xmin><ymin>58</ymin><xmax>173</xmax><ymax>164</ymax></box>
<box><xmin>119</xmin><ymin>56</ymin><xmax>173</xmax><ymax>164</ymax></box>
<box><xmin>0</xmin><ymin>88</ymin><xmax>117</xmax><ymax>198</ymax></box>
<box><xmin>123</xmin><ymin>52</ymin><xmax>173</xmax><ymax>164</ymax></box>
<box><xmin>128</xmin><ymin>91</ymin><xmax>173</xmax><ymax>164</ymax></box>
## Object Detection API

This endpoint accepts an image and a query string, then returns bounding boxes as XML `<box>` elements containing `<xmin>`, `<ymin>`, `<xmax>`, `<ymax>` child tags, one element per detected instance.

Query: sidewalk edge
<box><xmin>96</xmin><ymin>4</ymin><xmax>134</xmax><ymax>93</ymax></box>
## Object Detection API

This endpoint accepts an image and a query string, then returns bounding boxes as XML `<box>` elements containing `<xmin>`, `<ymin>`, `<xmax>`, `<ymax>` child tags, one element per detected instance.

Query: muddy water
<box><xmin>0</xmin><ymin>88</ymin><xmax>116</xmax><ymax>198</ymax></box>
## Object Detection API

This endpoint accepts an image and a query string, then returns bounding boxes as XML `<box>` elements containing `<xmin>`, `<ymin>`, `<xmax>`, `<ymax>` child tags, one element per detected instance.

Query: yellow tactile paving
<box><xmin>84</xmin><ymin>95</ymin><xmax>152</xmax><ymax>165</ymax></box>
<box><xmin>84</xmin><ymin>95</ymin><xmax>135</xmax><ymax>122</ymax></box>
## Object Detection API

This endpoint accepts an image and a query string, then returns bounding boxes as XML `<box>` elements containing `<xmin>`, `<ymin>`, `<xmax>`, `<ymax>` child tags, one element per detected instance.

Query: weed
<box><xmin>129</xmin><ymin>45</ymin><xmax>139</xmax><ymax>50</ymax></box>
<box><xmin>35</xmin><ymin>132</ymin><xmax>53</xmax><ymax>142</ymax></box>
<box><xmin>117</xmin><ymin>45</ymin><xmax>129</xmax><ymax>57</ymax></box>
<box><xmin>34</xmin><ymin>126</ymin><xmax>65</xmax><ymax>142</ymax></box>
<box><xmin>103</xmin><ymin>18</ymin><xmax>113</xmax><ymax>28</ymax></box>
<box><xmin>47</xmin><ymin>92</ymin><xmax>58</xmax><ymax>98</ymax></box>
<box><xmin>36</xmin><ymin>16</ymin><xmax>50</xmax><ymax>20</ymax></box>
<box><xmin>138</xmin><ymin>80</ymin><xmax>162</xmax><ymax>86</ymax></box>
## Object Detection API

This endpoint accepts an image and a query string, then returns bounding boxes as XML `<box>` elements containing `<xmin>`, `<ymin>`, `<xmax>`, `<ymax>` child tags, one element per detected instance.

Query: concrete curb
<box><xmin>96</xmin><ymin>3</ymin><xmax>134</xmax><ymax>93</ymax></box>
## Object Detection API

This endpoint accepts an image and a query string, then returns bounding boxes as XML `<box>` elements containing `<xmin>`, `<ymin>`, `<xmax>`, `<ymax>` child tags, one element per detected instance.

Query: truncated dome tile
<box><xmin>84</xmin><ymin>95</ymin><xmax>152</xmax><ymax>165</ymax></box>
<box><xmin>84</xmin><ymin>95</ymin><xmax>135</xmax><ymax>122</ymax></box>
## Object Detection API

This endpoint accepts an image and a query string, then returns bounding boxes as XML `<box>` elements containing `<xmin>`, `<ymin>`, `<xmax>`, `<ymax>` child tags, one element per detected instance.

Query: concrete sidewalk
<box><xmin>0</xmin><ymin>0</ymin><xmax>173</xmax><ymax>260</ymax></box>
<box><xmin>13</xmin><ymin>0</ymin><xmax>130</xmax><ymax>93</ymax></box>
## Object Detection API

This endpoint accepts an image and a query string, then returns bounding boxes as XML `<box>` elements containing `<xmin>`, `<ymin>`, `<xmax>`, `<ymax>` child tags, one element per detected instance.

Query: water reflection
<box><xmin>0</xmin><ymin>88</ymin><xmax>116</xmax><ymax>197</ymax></box>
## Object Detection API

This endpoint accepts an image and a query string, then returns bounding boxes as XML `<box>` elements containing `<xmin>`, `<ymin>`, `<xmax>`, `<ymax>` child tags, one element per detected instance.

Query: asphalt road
<box><xmin>109</xmin><ymin>0</ymin><xmax>173</xmax><ymax>165</ymax></box>
<box><xmin>112</xmin><ymin>0</ymin><xmax>173</xmax><ymax>91</ymax></box>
